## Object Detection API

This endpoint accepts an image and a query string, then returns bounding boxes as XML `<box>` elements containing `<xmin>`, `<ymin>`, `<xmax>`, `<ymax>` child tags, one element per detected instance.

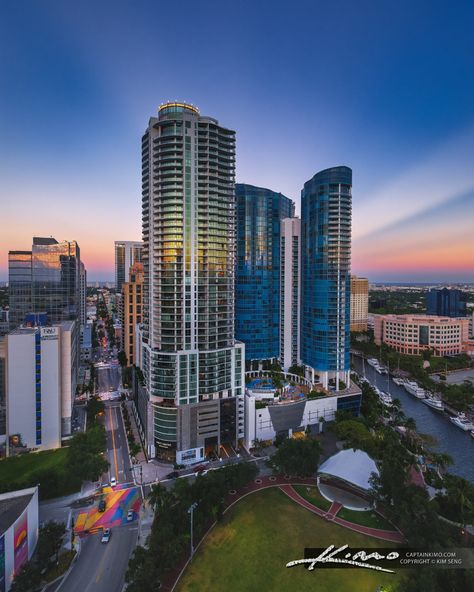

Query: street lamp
<box><xmin>188</xmin><ymin>502</ymin><xmax>198</xmax><ymax>560</ymax></box>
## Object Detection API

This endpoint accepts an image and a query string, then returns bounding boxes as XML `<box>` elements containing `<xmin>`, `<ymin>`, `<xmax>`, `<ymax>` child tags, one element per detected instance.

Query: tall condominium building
<box><xmin>121</xmin><ymin>262</ymin><xmax>144</xmax><ymax>366</ymax></box>
<box><xmin>426</xmin><ymin>288</ymin><xmax>467</xmax><ymax>318</ymax></box>
<box><xmin>8</xmin><ymin>237</ymin><xmax>82</xmax><ymax>330</ymax></box>
<box><xmin>141</xmin><ymin>102</ymin><xmax>244</xmax><ymax>463</ymax></box>
<box><xmin>301</xmin><ymin>166</ymin><xmax>352</xmax><ymax>390</ymax></box>
<box><xmin>79</xmin><ymin>261</ymin><xmax>87</xmax><ymax>328</ymax></box>
<box><xmin>115</xmin><ymin>241</ymin><xmax>143</xmax><ymax>293</ymax></box>
<box><xmin>350</xmin><ymin>276</ymin><xmax>369</xmax><ymax>332</ymax></box>
<box><xmin>6</xmin><ymin>320</ymin><xmax>78</xmax><ymax>450</ymax></box>
<box><xmin>235</xmin><ymin>184</ymin><xmax>294</xmax><ymax>362</ymax></box>
<box><xmin>280</xmin><ymin>217</ymin><xmax>301</xmax><ymax>371</ymax></box>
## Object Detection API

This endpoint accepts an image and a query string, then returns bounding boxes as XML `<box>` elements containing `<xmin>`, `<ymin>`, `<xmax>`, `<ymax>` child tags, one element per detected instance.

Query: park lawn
<box><xmin>177</xmin><ymin>488</ymin><xmax>401</xmax><ymax>592</ymax></box>
<box><xmin>337</xmin><ymin>506</ymin><xmax>396</xmax><ymax>531</ymax></box>
<box><xmin>0</xmin><ymin>448</ymin><xmax>78</xmax><ymax>498</ymax></box>
<box><xmin>292</xmin><ymin>483</ymin><xmax>332</xmax><ymax>510</ymax></box>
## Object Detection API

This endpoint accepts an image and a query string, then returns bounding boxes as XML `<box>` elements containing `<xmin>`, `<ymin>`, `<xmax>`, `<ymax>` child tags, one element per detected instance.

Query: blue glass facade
<box><xmin>300</xmin><ymin>167</ymin><xmax>352</xmax><ymax>379</ymax></box>
<box><xmin>235</xmin><ymin>184</ymin><xmax>294</xmax><ymax>361</ymax></box>
<box><xmin>426</xmin><ymin>288</ymin><xmax>467</xmax><ymax>318</ymax></box>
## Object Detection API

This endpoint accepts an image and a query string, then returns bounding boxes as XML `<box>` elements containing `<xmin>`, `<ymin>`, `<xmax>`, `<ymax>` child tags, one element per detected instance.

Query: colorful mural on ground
<box><xmin>13</xmin><ymin>513</ymin><xmax>28</xmax><ymax>575</ymax></box>
<box><xmin>74</xmin><ymin>486</ymin><xmax>141</xmax><ymax>535</ymax></box>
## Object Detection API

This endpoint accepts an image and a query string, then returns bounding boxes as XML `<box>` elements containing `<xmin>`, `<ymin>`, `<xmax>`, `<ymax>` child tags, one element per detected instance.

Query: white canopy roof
<box><xmin>318</xmin><ymin>449</ymin><xmax>379</xmax><ymax>491</ymax></box>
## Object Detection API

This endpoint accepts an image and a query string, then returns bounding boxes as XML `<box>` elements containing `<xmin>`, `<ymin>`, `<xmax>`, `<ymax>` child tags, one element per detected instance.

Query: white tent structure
<box><xmin>318</xmin><ymin>449</ymin><xmax>379</xmax><ymax>490</ymax></box>
<box><xmin>317</xmin><ymin>449</ymin><xmax>379</xmax><ymax>509</ymax></box>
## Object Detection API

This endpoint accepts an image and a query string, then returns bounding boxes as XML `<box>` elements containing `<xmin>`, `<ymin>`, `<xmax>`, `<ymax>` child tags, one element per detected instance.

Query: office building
<box><xmin>141</xmin><ymin>102</ymin><xmax>244</xmax><ymax>462</ymax></box>
<box><xmin>0</xmin><ymin>338</ymin><xmax>6</xmax><ymax>440</ymax></box>
<box><xmin>350</xmin><ymin>276</ymin><xmax>369</xmax><ymax>332</ymax></box>
<box><xmin>8</xmin><ymin>237</ymin><xmax>82</xmax><ymax>331</ymax></box>
<box><xmin>6</xmin><ymin>320</ymin><xmax>77</xmax><ymax>450</ymax></box>
<box><xmin>426</xmin><ymin>288</ymin><xmax>467</xmax><ymax>318</ymax></box>
<box><xmin>235</xmin><ymin>184</ymin><xmax>294</xmax><ymax>363</ymax></box>
<box><xmin>0</xmin><ymin>309</ymin><xmax>9</xmax><ymax>336</ymax></box>
<box><xmin>0</xmin><ymin>487</ymin><xmax>39</xmax><ymax>592</ymax></box>
<box><xmin>280</xmin><ymin>217</ymin><xmax>301</xmax><ymax>371</ymax></box>
<box><xmin>301</xmin><ymin>167</ymin><xmax>352</xmax><ymax>390</ymax></box>
<box><xmin>121</xmin><ymin>262</ymin><xmax>144</xmax><ymax>366</ymax></box>
<box><xmin>115</xmin><ymin>241</ymin><xmax>143</xmax><ymax>293</ymax></box>
<box><xmin>374</xmin><ymin>314</ymin><xmax>470</xmax><ymax>356</ymax></box>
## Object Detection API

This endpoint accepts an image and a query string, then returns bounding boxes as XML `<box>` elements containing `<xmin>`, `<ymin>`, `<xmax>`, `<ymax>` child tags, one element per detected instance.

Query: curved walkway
<box><xmin>280</xmin><ymin>484</ymin><xmax>404</xmax><ymax>543</ymax></box>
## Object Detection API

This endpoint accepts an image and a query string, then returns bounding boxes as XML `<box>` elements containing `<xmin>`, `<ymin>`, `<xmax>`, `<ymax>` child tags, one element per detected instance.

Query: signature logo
<box><xmin>287</xmin><ymin>545</ymin><xmax>400</xmax><ymax>573</ymax></box>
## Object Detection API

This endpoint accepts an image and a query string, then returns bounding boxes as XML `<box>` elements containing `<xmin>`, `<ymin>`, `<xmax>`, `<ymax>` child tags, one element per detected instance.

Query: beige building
<box><xmin>374</xmin><ymin>314</ymin><xmax>470</xmax><ymax>356</ymax></box>
<box><xmin>350</xmin><ymin>276</ymin><xmax>369</xmax><ymax>332</ymax></box>
<box><xmin>121</xmin><ymin>262</ymin><xmax>144</xmax><ymax>366</ymax></box>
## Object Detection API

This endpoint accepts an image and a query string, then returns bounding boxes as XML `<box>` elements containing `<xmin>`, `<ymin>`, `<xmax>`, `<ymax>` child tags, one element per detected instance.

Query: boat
<box><xmin>470</xmin><ymin>430</ymin><xmax>474</xmax><ymax>440</ymax></box>
<box><xmin>393</xmin><ymin>377</ymin><xmax>405</xmax><ymax>386</ymax></box>
<box><xmin>404</xmin><ymin>380</ymin><xmax>426</xmax><ymax>399</ymax></box>
<box><xmin>421</xmin><ymin>396</ymin><xmax>444</xmax><ymax>411</ymax></box>
<box><xmin>367</xmin><ymin>358</ymin><xmax>379</xmax><ymax>367</ymax></box>
<box><xmin>376</xmin><ymin>365</ymin><xmax>388</xmax><ymax>375</ymax></box>
<box><xmin>378</xmin><ymin>390</ymin><xmax>393</xmax><ymax>407</ymax></box>
<box><xmin>450</xmin><ymin>413</ymin><xmax>474</xmax><ymax>431</ymax></box>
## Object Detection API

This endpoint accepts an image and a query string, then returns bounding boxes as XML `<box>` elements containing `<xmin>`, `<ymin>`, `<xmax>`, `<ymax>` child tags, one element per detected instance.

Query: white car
<box><xmin>127</xmin><ymin>510</ymin><xmax>134</xmax><ymax>522</ymax></box>
<box><xmin>110</xmin><ymin>477</ymin><xmax>117</xmax><ymax>487</ymax></box>
<box><xmin>101</xmin><ymin>528</ymin><xmax>111</xmax><ymax>544</ymax></box>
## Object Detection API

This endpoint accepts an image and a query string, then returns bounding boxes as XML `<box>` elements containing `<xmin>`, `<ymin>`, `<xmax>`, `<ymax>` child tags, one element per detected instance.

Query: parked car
<box><xmin>98</xmin><ymin>499</ymin><xmax>106</xmax><ymax>512</ymax></box>
<box><xmin>194</xmin><ymin>464</ymin><xmax>206</xmax><ymax>474</ymax></box>
<box><xmin>165</xmin><ymin>471</ymin><xmax>179</xmax><ymax>480</ymax></box>
<box><xmin>110</xmin><ymin>477</ymin><xmax>117</xmax><ymax>487</ymax></box>
<box><xmin>101</xmin><ymin>528</ymin><xmax>111</xmax><ymax>544</ymax></box>
<box><xmin>127</xmin><ymin>510</ymin><xmax>134</xmax><ymax>522</ymax></box>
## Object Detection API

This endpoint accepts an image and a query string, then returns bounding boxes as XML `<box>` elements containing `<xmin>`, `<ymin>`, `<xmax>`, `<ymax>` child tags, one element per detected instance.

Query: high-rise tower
<box><xmin>301</xmin><ymin>166</ymin><xmax>352</xmax><ymax>390</ymax></box>
<box><xmin>141</xmin><ymin>102</ymin><xmax>244</xmax><ymax>462</ymax></box>
<box><xmin>235</xmin><ymin>184</ymin><xmax>294</xmax><ymax>363</ymax></box>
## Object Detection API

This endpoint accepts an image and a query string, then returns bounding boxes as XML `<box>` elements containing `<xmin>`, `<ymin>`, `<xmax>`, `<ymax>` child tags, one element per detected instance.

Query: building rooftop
<box><xmin>0</xmin><ymin>490</ymin><xmax>35</xmax><ymax>535</ymax></box>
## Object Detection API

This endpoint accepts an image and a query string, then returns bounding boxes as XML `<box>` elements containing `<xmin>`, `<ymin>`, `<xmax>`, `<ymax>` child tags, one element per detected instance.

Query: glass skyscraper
<box><xmin>235</xmin><ymin>184</ymin><xmax>294</xmax><ymax>362</ymax></box>
<box><xmin>300</xmin><ymin>166</ymin><xmax>352</xmax><ymax>390</ymax></box>
<box><xmin>9</xmin><ymin>237</ymin><xmax>82</xmax><ymax>330</ymax></box>
<box><xmin>114</xmin><ymin>241</ymin><xmax>143</xmax><ymax>293</ymax></box>
<box><xmin>141</xmin><ymin>102</ymin><xmax>244</xmax><ymax>462</ymax></box>
<box><xmin>426</xmin><ymin>288</ymin><xmax>467</xmax><ymax>318</ymax></box>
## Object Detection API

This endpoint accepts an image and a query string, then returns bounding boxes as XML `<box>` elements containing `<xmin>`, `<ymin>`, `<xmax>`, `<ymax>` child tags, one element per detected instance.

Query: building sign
<box><xmin>176</xmin><ymin>447</ymin><xmax>204</xmax><ymax>465</ymax></box>
<box><xmin>14</xmin><ymin>513</ymin><xmax>28</xmax><ymax>575</ymax></box>
<box><xmin>40</xmin><ymin>326</ymin><xmax>59</xmax><ymax>341</ymax></box>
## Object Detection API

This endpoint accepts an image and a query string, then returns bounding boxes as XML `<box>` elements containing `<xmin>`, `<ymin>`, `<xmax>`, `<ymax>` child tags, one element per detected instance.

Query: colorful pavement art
<box><xmin>74</xmin><ymin>485</ymin><xmax>141</xmax><ymax>535</ymax></box>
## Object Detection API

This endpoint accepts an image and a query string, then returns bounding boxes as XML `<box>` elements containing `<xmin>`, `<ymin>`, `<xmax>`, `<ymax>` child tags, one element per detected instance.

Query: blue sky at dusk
<box><xmin>1</xmin><ymin>0</ymin><xmax>473</xmax><ymax>281</ymax></box>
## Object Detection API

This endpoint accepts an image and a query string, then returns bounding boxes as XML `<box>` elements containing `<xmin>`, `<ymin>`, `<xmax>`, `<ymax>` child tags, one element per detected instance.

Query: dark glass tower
<box><xmin>8</xmin><ymin>237</ymin><xmax>81</xmax><ymax>330</ymax></box>
<box><xmin>426</xmin><ymin>288</ymin><xmax>467</xmax><ymax>317</ymax></box>
<box><xmin>235</xmin><ymin>184</ymin><xmax>294</xmax><ymax>362</ymax></box>
<box><xmin>300</xmin><ymin>167</ymin><xmax>352</xmax><ymax>390</ymax></box>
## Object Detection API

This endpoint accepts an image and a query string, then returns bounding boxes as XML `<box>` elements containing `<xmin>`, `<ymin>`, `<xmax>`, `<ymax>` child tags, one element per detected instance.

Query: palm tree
<box><xmin>451</xmin><ymin>479</ymin><xmax>474</xmax><ymax>526</ymax></box>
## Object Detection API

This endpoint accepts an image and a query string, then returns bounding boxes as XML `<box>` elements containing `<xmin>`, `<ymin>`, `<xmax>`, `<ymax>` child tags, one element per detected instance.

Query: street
<box><xmin>61</xmin><ymin>525</ymin><xmax>138</xmax><ymax>592</ymax></box>
<box><xmin>96</xmin><ymin>362</ymin><xmax>121</xmax><ymax>395</ymax></box>
<box><xmin>104</xmin><ymin>402</ymin><xmax>133</xmax><ymax>486</ymax></box>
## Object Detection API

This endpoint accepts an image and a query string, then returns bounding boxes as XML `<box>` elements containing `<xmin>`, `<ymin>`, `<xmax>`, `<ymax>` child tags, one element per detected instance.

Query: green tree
<box><xmin>36</xmin><ymin>521</ymin><xmax>65</xmax><ymax>565</ymax></box>
<box><xmin>118</xmin><ymin>350</ymin><xmax>128</xmax><ymax>368</ymax></box>
<box><xmin>270</xmin><ymin>438</ymin><xmax>321</xmax><ymax>477</ymax></box>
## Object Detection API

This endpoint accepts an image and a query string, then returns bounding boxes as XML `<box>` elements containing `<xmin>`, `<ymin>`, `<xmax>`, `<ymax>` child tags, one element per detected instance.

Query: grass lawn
<box><xmin>337</xmin><ymin>506</ymin><xmax>396</xmax><ymax>531</ymax></box>
<box><xmin>177</xmin><ymin>488</ymin><xmax>401</xmax><ymax>592</ymax></box>
<box><xmin>292</xmin><ymin>483</ymin><xmax>332</xmax><ymax>510</ymax></box>
<box><xmin>0</xmin><ymin>448</ymin><xmax>78</xmax><ymax>499</ymax></box>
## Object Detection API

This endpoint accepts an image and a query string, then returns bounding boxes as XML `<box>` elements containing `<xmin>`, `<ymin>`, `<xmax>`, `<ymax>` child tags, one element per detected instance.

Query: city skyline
<box><xmin>1</xmin><ymin>1</ymin><xmax>474</xmax><ymax>282</ymax></box>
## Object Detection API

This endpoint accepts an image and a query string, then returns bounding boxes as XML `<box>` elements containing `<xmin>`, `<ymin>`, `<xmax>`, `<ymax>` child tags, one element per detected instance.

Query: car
<box><xmin>101</xmin><ymin>528</ymin><xmax>111</xmax><ymax>544</ymax></box>
<box><xmin>165</xmin><ymin>471</ymin><xmax>179</xmax><ymax>480</ymax></box>
<box><xmin>194</xmin><ymin>464</ymin><xmax>206</xmax><ymax>474</ymax></box>
<box><xmin>110</xmin><ymin>477</ymin><xmax>117</xmax><ymax>487</ymax></box>
<box><xmin>127</xmin><ymin>510</ymin><xmax>134</xmax><ymax>522</ymax></box>
<box><xmin>98</xmin><ymin>499</ymin><xmax>106</xmax><ymax>512</ymax></box>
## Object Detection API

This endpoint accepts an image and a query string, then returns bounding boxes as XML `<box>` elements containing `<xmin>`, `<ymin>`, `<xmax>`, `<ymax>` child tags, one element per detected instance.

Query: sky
<box><xmin>1</xmin><ymin>0</ymin><xmax>473</xmax><ymax>282</ymax></box>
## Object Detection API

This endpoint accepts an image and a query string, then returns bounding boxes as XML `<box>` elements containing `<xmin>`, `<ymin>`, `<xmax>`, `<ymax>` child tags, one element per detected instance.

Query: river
<box><xmin>352</xmin><ymin>355</ymin><xmax>474</xmax><ymax>483</ymax></box>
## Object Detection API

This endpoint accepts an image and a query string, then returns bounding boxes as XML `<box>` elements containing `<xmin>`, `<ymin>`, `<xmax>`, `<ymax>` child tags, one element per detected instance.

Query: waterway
<box><xmin>352</xmin><ymin>356</ymin><xmax>474</xmax><ymax>483</ymax></box>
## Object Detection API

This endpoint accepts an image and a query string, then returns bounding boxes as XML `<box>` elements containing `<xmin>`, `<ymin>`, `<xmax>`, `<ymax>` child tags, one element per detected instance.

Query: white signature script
<box><xmin>287</xmin><ymin>545</ymin><xmax>399</xmax><ymax>573</ymax></box>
